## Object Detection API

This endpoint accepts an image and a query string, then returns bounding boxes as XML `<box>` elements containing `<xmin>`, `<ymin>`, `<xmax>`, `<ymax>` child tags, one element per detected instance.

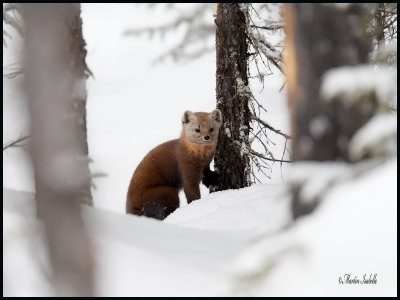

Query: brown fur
<box><xmin>126</xmin><ymin>110</ymin><xmax>222</xmax><ymax>220</ymax></box>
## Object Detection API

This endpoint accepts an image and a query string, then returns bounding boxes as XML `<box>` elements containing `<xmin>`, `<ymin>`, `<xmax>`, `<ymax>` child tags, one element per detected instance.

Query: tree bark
<box><xmin>22</xmin><ymin>4</ymin><xmax>94</xmax><ymax>296</ymax></box>
<box><xmin>213</xmin><ymin>3</ymin><xmax>251</xmax><ymax>192</ymax></box>
<box><xmin>285</xmin><ymin>4</ymin><xmax>373</xmax><ymax>218</ymax></box>
<box><xmin>374</xmin><ymin>3</ymin><xmax>386</xmax><ymax>45</ymax></box>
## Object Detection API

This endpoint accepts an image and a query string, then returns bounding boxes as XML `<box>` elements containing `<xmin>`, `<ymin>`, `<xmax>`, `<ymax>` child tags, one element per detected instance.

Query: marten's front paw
<box><xmin>202</xmin><ymin>168</ymin><xmax>219</xmax><ymax>187</ymax></box>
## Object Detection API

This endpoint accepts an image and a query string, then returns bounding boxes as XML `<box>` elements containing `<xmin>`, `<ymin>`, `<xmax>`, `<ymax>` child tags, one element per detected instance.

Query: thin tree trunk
<box><xmin>374</xmin><ymin>3</ymin><xmax>386</xmax><ymax>45</ymax></box>
<box><xmin>285</xmin><ymin>4</ymin><xmax>373</xmax><ymax>218</ymax></box>
<box><xmin>213</xmin><ymin>3</ymin><xmax>251</xmax><ymax>192</ymax></box>
<box><xmin>22</xmin><ymin>4</ymin><xmax>94</xmax><ymax>296</ymax></box>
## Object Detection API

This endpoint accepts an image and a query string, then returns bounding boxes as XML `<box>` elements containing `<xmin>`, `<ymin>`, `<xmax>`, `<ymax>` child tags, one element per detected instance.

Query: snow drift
<box><xmin>3</xmin><ymin>158</ymin><xmax>397</xmax><ymax>296</ymax></box>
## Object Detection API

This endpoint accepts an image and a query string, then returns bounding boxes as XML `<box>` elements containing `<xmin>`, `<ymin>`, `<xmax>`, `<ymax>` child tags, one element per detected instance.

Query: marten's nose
<box><xmin>204</xmin><ymin>135</ymin><xmax>210</xmax><ymax>141</ymax></box>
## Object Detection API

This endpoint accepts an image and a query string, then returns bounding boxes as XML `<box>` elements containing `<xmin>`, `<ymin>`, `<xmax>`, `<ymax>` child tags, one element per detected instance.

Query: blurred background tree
<box><xmin>285</xmin><ymin>3</ymin><xmax>397</xmax><ymax>218</ymax></box>
<box><xmin>19</xmin><ymin>3</ymin><xmax>94</xmax><ymax>296</ymax></box>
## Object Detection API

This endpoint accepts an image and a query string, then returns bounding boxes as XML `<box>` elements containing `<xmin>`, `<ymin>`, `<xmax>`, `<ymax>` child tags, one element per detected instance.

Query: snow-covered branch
<box><xmin>243</xmin><ymin>4</ymin><xmax>284</xmax><ymax>75</ymax></box>
<box><xmin>320</xmin><ymin>64</ymin><xmax>397</xmax><ymax>110</ymax></box>
<box><xmin>248</xmin><ymin>31</ymin><xmax>283</xmax><ymax>73</ymax></box>
<box><xmin>349</xmin><ymin>113</ymin><xmax>397</xmax><ymax>161</ymax></box>
<box><xmin>250</xmin><ymin>22</ymin><xmax>284</xmax><ymax>31</ymax></box>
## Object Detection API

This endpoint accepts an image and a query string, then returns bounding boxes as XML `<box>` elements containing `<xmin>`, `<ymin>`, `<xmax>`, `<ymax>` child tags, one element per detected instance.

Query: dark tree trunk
<box><xmin>213</xmin><ymin>3</ymin><xmax>251</xmax><ymax>192</ymax></box>
<box><xmin>285</xmin><ymin>4</ymin><xmax>373</xmax><ymax>218</ymax></box>
<box><xmin>22</xmin><ymin>4</ymin><xmax>94</xmax><ymax>296</ymax></box>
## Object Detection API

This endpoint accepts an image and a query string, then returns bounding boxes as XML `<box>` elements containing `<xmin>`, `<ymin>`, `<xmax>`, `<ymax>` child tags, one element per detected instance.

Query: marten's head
<box><xmin>182</xmin><ymin>109</ymin><xmax>222</xmax><ymax>145</ymax></box>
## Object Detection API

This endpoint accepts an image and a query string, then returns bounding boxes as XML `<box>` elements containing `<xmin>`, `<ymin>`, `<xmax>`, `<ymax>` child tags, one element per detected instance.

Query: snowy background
<box><xmin>3</xmin><ymin>3</ymin><xmax>289</xmax><ymax>212</ymax></box>
<box><xmin>3</xmin><ymin>3</ymin><xmax>397</xmax><ymax>296</ymax></box>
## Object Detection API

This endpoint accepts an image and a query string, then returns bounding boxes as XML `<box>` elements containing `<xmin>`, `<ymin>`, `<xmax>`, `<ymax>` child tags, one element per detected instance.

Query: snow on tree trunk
<box><xmin>285</xmin><ymin>4</ymin><xmax>373</xmax><ymax>217</ymax></box>
<box><xmin>213</xmin><ymin>3</ymin><xmax>251</xmax><ymax>192</ymax></box>
<box><xmin>22</xmin><ymin>4</ymin><xmax>94</xmax><ymax>296</ymax></box>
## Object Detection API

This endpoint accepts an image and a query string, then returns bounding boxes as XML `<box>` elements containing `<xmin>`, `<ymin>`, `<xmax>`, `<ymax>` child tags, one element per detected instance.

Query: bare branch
<box><xmin>123</xmin><ymin>3</ymin><xmax>215</xmax><ymax>63</ymax></box>
<box><xmin>280</xmin><ymin>138</ymin><xmax>290</xmax><ymax>180</ymax></box>
<box><xmin>249</xmin><ymin>148</ymin><xmax>292</xmax><ymax>163</ymax></box>
<box><xmin>3</xmin><ymin>134</ymin><xmax>30</xmax><ymax>151</ymax></box>
<box><xmin>251</xmin><ymin>114</ymin><xmax>292</xmax><ymax>139</ymax></box>
<box><xmin>124</xmin><ymin>4</ymin><xmax>212</xmax><ymax>37</ymax></box>
<box><xmin>251</xmin><ymin>23</ymin><xmax>284</xmax><ymax>31</ymax></box>
<box><xmin>3</xmin><ymin>3</ymin><xmax>23</xmax><ymax>46</ymax></box>
<box><xmin>3</xmin><ymin>62</ymin><xmax>23</xmax><ymax>79</ymax></box>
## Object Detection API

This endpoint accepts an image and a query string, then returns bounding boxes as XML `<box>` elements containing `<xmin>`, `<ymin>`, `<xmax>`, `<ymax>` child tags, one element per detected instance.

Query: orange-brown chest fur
<box><xmin>179</xmin><ymin>133</ymin><xmax>216</xmax><ymax>165</ymax></box>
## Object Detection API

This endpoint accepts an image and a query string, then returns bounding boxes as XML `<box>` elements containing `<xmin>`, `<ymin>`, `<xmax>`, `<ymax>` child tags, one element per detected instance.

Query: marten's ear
<box><xmin>211</xmin><ymin>109</ymin><xmax>222</xmax><ymax>123</ymax></box>
<box><xmin>182</xmin><ymin>110</ymin><xmax>195</xmax><ymax>124</ymax></box>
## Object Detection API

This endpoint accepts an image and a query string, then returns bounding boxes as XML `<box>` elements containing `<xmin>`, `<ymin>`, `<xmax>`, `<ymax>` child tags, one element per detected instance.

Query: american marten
<box><xmin>126</xmin><ymin>109</ymin><xmax>223</xmax><ymax>220</ymax></box>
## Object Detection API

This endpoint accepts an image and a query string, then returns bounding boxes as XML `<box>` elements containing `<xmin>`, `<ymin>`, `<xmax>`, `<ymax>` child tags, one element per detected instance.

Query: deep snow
<box><xmin>3</xmin><ymin>3</ymin><xmax>397</xmax><ymax>297</ymax></box>
<box><xmin>3</xmin><ymin>158</ymin><xmax>397</xmax><ymax>296</ymax></box>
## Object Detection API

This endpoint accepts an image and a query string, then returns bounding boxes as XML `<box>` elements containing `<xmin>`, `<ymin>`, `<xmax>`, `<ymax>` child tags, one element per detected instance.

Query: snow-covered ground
<box><xmin>3</xmin><ymin>157</ymin><xmax>397</xmax><ymax>296</ymax></box>
<box><xmin>3</xmin><ymin>4</ymin><xmax>397</xmax><ymax>297</ymax></box>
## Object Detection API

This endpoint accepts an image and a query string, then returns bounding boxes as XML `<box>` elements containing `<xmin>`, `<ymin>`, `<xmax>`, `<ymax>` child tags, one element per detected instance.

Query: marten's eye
<box><xmin>210</xmin><ymin>128</ymin><xmax>214</xmax><ymax>133</ymax></box>
<box><xmin>195</xmin><ymin>128</ymin><xmax>200</xmax><ymax>133</ymax></box>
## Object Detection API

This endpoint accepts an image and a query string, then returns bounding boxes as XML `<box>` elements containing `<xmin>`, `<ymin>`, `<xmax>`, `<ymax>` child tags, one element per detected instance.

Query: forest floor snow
<box><xmin>3</xmin><ymin>158</ymin><xmax>397</xmax><ymax>296</ymax></box>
